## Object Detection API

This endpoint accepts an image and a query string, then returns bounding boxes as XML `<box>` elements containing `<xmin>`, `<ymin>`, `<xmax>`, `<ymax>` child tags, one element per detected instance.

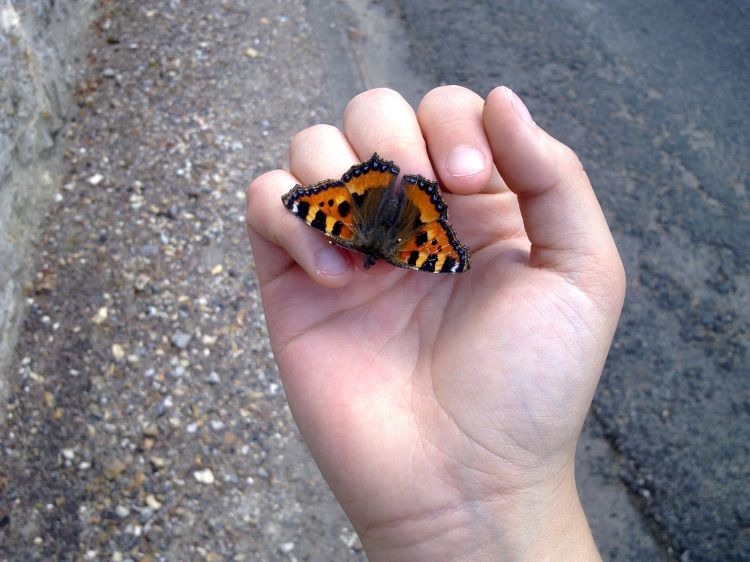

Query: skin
<box><xmin>245</xmin><ymin>86</ymin><xmax>625</xmax><ymax>561</ymax></box>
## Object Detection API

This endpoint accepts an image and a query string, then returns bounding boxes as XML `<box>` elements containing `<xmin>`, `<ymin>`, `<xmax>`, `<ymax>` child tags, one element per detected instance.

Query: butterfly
<box><xmin>281</xmin><ymin>153</ymin><xmax>470</xmax><ymax>273</ymax></box>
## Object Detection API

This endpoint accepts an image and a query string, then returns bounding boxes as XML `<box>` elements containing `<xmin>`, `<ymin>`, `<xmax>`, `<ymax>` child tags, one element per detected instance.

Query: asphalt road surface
<box><xmin>340</xmin><ymin>0</ymin><xmax>748</xmax><ymax>560</ymax></box>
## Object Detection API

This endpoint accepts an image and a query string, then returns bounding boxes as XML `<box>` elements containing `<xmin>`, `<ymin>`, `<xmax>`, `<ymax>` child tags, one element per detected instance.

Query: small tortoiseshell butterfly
<box><xmin>282</xmin><ymin>153</ymin><xmax>470</xmax><ymax>273</ymax></box>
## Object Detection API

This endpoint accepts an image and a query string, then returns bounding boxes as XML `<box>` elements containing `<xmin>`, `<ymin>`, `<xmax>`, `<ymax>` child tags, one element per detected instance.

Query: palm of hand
<box><xmin>259</xmin><ymin>192</ymin><xmax>600</xmax><ymax>533</ymax></box>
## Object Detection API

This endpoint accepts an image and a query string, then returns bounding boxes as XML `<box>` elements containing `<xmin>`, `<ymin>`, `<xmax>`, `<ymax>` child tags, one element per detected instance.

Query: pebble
<box><xmin>142</xmin><ymin>424</ymin><xmax>159</xmax><ymax>437</ymax></box>
<box><xmin>171</xmin><ymin>331</ymin><xmax>192</xmax><ymax>349</ymax></box>
<box><xmin>193</xmin><ymin>468</ymin><xmax>215</xmax><ymax>484</ymax></box>
<box><xmin>134</xmin><ymin>273</ymin><xmax>151</xmax><ymax>291</ymax></box>
<box><xmin>115</xmin><ymin>504</ymin><xmax>130</xmax><ymax>518</ymax></box>
<box><xmin>87</xmin><ymin>173</ymin><xmax>104</xmax><ymax>185</ymax></box>
<box><xmin>104</xmin><ymin>459</ymin><xmax>127</xmax><ymax>480</ymax></box>
<box><xmin>91</xmin><ymin>307</ymin><xmax>108</xmax><ymax>325</ymax></box>
<box><xmin>145</xmin><ymin>494</ymin><xmax>162</xmax><ymax>509</ymax></box>
<box><xmin>111</xmin><ymin>344</ymin><xmax>125</xmax><ymax>361</ymax></box>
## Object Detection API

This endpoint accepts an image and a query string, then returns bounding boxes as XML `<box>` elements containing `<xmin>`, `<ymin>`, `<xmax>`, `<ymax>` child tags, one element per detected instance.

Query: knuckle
<box><xmin>290</xmin><ymin>123</ymin><xmax>339</xmax><ymax>149</ymax></box>
<box><xmin>246</xmin><ymin>170</ymin><xmax>285</xmax><ymax>209</ymax></box>
<box><xmin>346</xmin><ymin>87</ymin><xmax>405</xmax><ymax>114</ymax></box>
<box><xmin>374</xmin><ymin>134</ymin><xmax>426</xmax><ymax>157</ymax></box>
<box><xmin>248</xmin><ymin>169</ymin><xmax>284</xmax><ymax>193</ymax></box>
<box><xmin>556</xmin><ymin>143</ymin><xmax>585</xmax><ymax>173</ymax></box>
<box><xmin>422</xmin><ymin>84</ymin><xmax>475</xmax><ymax>105</ymax></box>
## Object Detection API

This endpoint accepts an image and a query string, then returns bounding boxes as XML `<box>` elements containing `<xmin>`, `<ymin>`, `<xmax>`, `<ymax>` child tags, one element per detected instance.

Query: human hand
<box><xmin>245</xmin><ymin>86</ymin><xmax>625</xmax><ymax>561</ymax></box>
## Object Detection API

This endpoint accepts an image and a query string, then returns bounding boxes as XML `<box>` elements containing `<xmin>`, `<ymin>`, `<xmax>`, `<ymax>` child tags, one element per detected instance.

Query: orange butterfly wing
<box><xmin>281</xmin><ymin>154</ymin><xmax>400</xmax><ymax>252</ymax></box>
<box><xmin>340</xmin><ymin>153</ymin><xmax>400</xmax><ymax>205</ymax></box>
<box><xmin>386</xmin><ymin>175</ymin><xmax>470</xmax><ymax>274</ymax></box>
<box><xmin>281</xmin><ymin>180</ymin><xmax>357</xmax><ymax>245</ymax></box>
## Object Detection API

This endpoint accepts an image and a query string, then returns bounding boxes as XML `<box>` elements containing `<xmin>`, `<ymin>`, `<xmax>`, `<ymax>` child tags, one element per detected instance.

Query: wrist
<box><xmin>360</xmin><ymin>470</ymin><xmax>600</xmax><ymax>562</ymax></box>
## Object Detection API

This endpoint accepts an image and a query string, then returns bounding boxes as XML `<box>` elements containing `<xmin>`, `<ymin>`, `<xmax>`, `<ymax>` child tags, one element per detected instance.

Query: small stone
<box><xmin>149</xmin><ymin>456</ymin><xmax>167</xmax><ymax>469</ymax></box>
<box><xmin>62</xmin><ymin>448</ymin><xmax>75</xmax><ymax>460</ymax></box>
<box><xmin>140</xmin><ymin>244</ymin><xmax>158</xmax><ymax>256</ymax></box>
<box><xmin>139</xmin><ymin>507</ymin><xmax>155</xmax><ymax>523</ymax></box>
<box><xmin>244</xmin><ymin>47</ymin><xmax>259</xmax><ymax>58</ymax></box>
<box><xmin>91</xmin><ymin>307</ymin><xmax>108</xmax><ymax>324</ymax></box>
<box><xmin>103</xmin><ymin>68</ymin><xmax>116</xmax><ymax>78</ymax></box>
<box><xmin>210</xmin><ymin>420</ymin><xmax>224</xmax><ymax>431</ymax></box>
<box><xmin>171</xmin><ymin>332</ymin><xmax>192</xmax><ymax>349</ymax></box>
<box><xmin>105</xmin><ymin>459</ymin><xmax>127</xmax><ymax>480</ymax></box>
<box><xmin>211</xmin><ymin>264</ymin><xmax>223</xmax><ymax>275</ymax></box>
<box><xmin>115</xmin><ymin>504</ymin><xmax>130</xmax><ymax>518</ymax></box>
<box><xmin>145</xmin><ymin>494</ymin><xmax>162</xmax><ymax>509</ymax></box>
<box><xmin>43</xmin><ymin>391</ymin><xmax>54</xmax><ymax>408</ymax></box>
<box><xmin>279</xmin><ymin>542</ymin><xmax>295</xmax><ymax>554</ymax></box>
<box><xmin>87</xmin><ymin>173</ymin><xmax>104</xmax><ymax>185</ymax></box>
<box><xmin>193</xmin><ymin>468</ymin><xmax>215</xmax><ymax>484</ymax></box>
<box><xmin>134</xmin><ymin>274</ymin><xmax>151</xmax><ymax>291</ymax></box>
<box><xmin>207</xmin><ymin>371</ymin><xmax>221</xmax><ymax>384</ymax></box>
<box><xmin>111</xmin><ymin>344</ymin><xmax>125</xmax><ymax>360</ymax></box>
<box><xmin>142</xmin><ymin>424</ymin><xmax>159</xmax><ymax>437</ymax></box>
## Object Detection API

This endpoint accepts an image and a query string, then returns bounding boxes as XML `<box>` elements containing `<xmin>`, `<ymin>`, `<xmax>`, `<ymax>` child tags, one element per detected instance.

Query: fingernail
<box><xmin>504</xmin><ymin>86</ymin><xmax>535</xmax><ymax>126</ymax></box>
<box><xmin>446</xmin><ymin>146</ymin><xmax>486</xmax><ymax>177</ymax></box>
<box><xmin>316</xmin><ymin>245</ymin><xmax>348</xmax><ymax>276</ymax></box>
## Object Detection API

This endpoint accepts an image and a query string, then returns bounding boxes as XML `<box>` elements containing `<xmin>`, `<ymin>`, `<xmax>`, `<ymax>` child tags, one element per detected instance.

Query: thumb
<box><xmin>483</xmin><ymin>87</ymin><xmax>624</xmax><ymax>299</ymax></box>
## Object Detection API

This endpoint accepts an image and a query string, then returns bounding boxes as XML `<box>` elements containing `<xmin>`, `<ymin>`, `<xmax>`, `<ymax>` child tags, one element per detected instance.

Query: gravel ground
<box><xmin>0</xmin><ymin>1</ymin><xmax>366</xmax><ymax>560</ymax></box>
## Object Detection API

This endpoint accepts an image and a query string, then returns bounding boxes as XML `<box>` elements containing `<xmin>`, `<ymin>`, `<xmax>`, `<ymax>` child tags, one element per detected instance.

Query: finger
<box><xmin>483</xmin><ymin>86</ymin><xmax>623</xmax><ymax>280</ymax></box>
<box><xmin>289</xmin><ymin>124</ymin><xmax>358</xmax><ymax>184</ymax></box>
<box><xmin>342</xmin><ymin>88</ymin><xmax>514</xmax><ymax>261</ymax></box>
<box><xmin>343</xmin><ymin>88</ymin><xmax>434</xmax><ymax>181</ymax></box>
<box><xmin>416</xmin><ymin>85</ymin><xmax>494</xmax><ymax>195</ymax></box>
<box><xmin>245</xmin><ymin>169</ymin><xmax>354</xmax><ymax>287</ymax></box>
<box><xmin>287</xmin><ymin>124</ymin><xmax>397</xmax><ymax>275</ymax></box>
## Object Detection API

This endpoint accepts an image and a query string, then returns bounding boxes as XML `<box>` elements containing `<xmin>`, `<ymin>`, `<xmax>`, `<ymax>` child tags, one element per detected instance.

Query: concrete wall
<box><xmin>0</xmin><ymin>1</ymin><xmax>95</xmax><ymax>405</ymax></box>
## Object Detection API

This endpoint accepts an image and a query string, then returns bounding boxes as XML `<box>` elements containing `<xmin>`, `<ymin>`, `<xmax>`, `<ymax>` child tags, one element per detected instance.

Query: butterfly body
<box><xmin>282</xmin><ymin>154</ymin><xmax>470</xmax><ymax>274</ymax></box>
